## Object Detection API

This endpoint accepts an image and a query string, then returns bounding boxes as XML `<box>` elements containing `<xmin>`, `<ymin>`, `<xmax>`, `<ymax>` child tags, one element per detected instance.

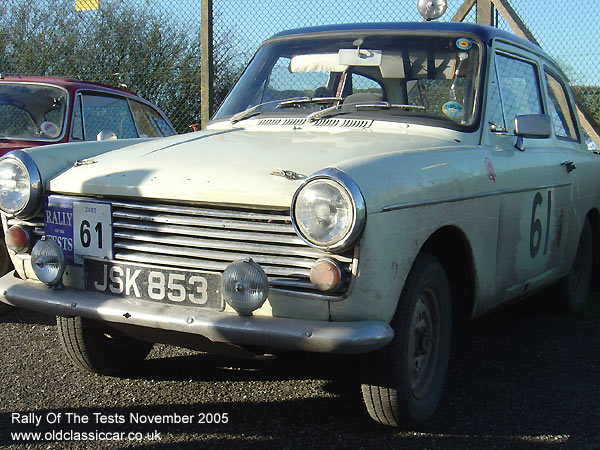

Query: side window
<box><xmin>495</xmin><ymin>53</ymin><xmax>542</xmax><ymax>132</ymax></box>
<box><xmin>81</xmin><ymin>93</ymin><xmax>138</xmax><ymax>140</ymax></box>
<box><xmin>129</xmin><ymin>100</ymin><xmax>175</xmax><ymax>137</ymax></box>
<box><xmin>71</xmin><ymin>94</ymin><xmax>84</xmax><ymax>140</ymax></box>
<box><xmin>545</xmin><ymin>71</ymin><xmax>578</xmax><ymax>140</ymax></box>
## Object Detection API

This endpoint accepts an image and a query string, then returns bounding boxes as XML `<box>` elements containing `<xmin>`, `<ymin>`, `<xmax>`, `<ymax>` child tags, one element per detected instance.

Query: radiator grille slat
<box><xmin>113</xmin><ymin>210</ymin><xmax>295</xmax><ymax>233</ymax></box>
<box><xmin>114</xmin><ymin>230</ymin><xmax>330</xmax><ymax>259</ymax></box>
<box><xmin>110</xmin><ymin>199</ymin><xmax>356</xmax><ymax>297</ymax></box>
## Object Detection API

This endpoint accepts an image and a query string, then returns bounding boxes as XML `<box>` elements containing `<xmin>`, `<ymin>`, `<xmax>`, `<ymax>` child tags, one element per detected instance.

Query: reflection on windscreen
<box><xmin>215</xmin><ymin>34</ymin><xmax>482</xmax><ymax>127</ymax></box>
<box><xmin>0</xmin><ymin>83</ymin><xmax>67</xmax><ymax>140</ymax></box>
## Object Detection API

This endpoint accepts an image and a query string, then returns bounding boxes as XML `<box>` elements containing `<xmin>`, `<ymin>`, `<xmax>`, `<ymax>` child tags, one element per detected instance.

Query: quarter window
<box><xmin>71</xmin><ymin>95</ymin><xmax>84</xmax><ymax>140</ymax></box>
<box><xmin>129</xmin><ymin>100</ymin><xmax>174</xmax><ymax>137</ymax></box>
<box><xmin>495</xmin><ymin>54</ymin><xmax>542</xmax><ymax>132</ymax></box>
<box><xmin>545</xmin><ymin>71</ymin><xmax>578</xmax><ymax>140</ymax></box>
<box><xmin>486</xmin><ymin>62</ymin><xmax>506</xmax><ymax>131</ymax></box>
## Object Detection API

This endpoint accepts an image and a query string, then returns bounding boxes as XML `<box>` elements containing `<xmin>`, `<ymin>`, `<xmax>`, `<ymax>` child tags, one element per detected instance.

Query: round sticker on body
<box><xmin>442</xmin><ymin>101</ymin><xmax>464</xmax><ymax>120</ymax></box>
<box><xmin>40</xmin><ymin>121</ymin><xmax>60</xmax><ymax>138</ymax></box>
<box><xmin>456</xmin><ymin>38</ymin><xmax>472</xmax><ymax>50</ymax></box>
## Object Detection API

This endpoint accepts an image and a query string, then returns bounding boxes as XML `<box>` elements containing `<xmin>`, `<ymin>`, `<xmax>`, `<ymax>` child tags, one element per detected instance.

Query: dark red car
<box><xmin>0</xmin><ymin>75</ymin><xmax>175</xmax><ymax>156</ymax></box>
<box><xmin>0</xmin><ymin>76</ymin><xmax>176</xmax><ymax>306</ymax></box>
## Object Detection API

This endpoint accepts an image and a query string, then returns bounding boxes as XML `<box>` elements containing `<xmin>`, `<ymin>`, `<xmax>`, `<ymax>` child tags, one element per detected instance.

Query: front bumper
<box><xmin>0</xmin><ymin>272</ymin><xmax>393</xmax><ymax>355</ymax></box>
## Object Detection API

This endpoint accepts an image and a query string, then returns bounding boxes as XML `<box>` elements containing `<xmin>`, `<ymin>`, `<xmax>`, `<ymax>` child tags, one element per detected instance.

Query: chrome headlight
<box><xmin>0</xmin><ymin>151</ymin><xmax>42</xmax><ymax>218</ymax></box>
<box><xmin>291</xmin><ymin>168</ymin><xmax>366</xmax><ymax>252</ymax></box>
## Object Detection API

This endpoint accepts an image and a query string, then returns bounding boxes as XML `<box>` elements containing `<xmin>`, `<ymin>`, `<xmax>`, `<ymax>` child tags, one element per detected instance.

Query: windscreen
<box><xmin>0</xmin><ymin>83</ymin><xmax>68</xmax><ymax>141</ymax></box>
<box><xmin>214</xmin><ymin>33</ymin><xmax>483</xmax><ymax>128</ymax></box>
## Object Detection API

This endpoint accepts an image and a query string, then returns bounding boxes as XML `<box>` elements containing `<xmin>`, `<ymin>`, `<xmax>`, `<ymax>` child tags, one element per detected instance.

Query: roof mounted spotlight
<box><xmin>417</xmin><ymin>0</ymin><xmax>447</xmax><ymax>21</ymax></box>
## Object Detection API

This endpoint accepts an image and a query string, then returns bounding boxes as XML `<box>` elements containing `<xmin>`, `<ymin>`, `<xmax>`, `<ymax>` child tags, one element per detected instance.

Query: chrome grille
<box><xmin>111</xmin><ymin>200</ymin><xmax>355</xmax><ymax>296</ymax></box>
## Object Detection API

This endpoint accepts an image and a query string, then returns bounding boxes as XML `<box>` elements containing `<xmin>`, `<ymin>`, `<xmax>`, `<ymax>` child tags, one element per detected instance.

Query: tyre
<box><xmin>556</xmin><ymin>218</ymin><xmax>593</xmax><ymax>313</ymax></box>
<box><xmin>360</xmin><ymin>252</ymin><xmax>452</xmax><ymax>427</ymax></box>
<box><xmin>0</xmin><ymin>240</ymin><xmax>13</xmax><ymax>315</ymax></box>
<box><xmin>57</xmin><ymin>316</ymin><xmax>154</xmax><ymax>375</ymax></box>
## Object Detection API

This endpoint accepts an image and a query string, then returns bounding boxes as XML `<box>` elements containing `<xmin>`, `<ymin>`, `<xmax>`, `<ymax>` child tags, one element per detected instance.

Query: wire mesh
<box><xmin>0</xmin><ymin>0</ymin><xmax>597</xmax><ymax>133</ymax></box>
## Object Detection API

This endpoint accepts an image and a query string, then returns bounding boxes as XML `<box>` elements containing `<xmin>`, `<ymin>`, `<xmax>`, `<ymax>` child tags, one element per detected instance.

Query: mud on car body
<box><xmin>0</xmin><ymin>20</ymin><xmax>598</xmax><ymax>427</ymax></box>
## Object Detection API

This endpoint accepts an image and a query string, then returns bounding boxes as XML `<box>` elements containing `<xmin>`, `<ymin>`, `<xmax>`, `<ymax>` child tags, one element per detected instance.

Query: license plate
<box><xmin>44</xmin><ymin>195</ymin><xmax>113</xmax><ymax>265</ymax></box>
<box><xmin>84</xmin><ymin>259</ymin><xmax>223</xmax><ymax>309</ymax></box>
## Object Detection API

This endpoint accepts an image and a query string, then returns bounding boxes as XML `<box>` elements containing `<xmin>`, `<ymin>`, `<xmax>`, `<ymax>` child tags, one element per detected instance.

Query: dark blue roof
<box><xmin>268</xmin><ymin>21</ymin><xmax>541</xmax><ymax>52</ymax></box>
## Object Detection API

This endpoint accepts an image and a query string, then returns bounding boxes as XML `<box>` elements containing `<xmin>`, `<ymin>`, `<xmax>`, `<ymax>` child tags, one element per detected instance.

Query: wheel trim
<box><xmin>407</xmin><ymin>287</ymin><xmax>441</xmax><ymax>400</ymax></box>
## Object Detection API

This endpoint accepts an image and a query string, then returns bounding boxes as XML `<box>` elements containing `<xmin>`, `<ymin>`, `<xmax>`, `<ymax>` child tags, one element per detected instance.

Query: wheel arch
<box><xmin>419</xmin><ymin>225</ymin><xmax>476</xmax><ymax>328</ymax></box>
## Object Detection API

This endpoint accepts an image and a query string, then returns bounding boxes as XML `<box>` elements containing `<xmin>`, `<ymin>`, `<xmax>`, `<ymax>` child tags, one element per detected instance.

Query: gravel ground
<box><xmin>0</xmin><ymin>299</ymin><xmax>598</xmax><ymax>450</ymax></box>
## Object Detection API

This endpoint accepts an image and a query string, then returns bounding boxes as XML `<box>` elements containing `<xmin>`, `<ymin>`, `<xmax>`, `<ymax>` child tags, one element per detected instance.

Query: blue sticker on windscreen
<box><xmin>442</xmin><ymin>101</ymin><xmax>465</xmax><ymax>119</ymax></box>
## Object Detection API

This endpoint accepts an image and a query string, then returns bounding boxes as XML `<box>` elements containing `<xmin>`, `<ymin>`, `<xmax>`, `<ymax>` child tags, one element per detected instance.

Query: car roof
<box><xmin>0</xmin><ymin>75</ymin><xmax>138</xmax><ymax>97</ymax></box>
<box><xmin>267</xmin><ymin>21</ymin><xmax>541</xmax><ymax>53</ymax></box>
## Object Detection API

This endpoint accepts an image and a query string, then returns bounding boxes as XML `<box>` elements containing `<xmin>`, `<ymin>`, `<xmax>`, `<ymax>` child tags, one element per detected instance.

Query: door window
<box><xmin>495</xmin><ymin>54</ymin><xmax>542</xmax><ymax>132</ymax></box>
<box><xmin>81</xmin><ymin>93</ymin><xmax>138</xmax><ymax>140</ymax></box>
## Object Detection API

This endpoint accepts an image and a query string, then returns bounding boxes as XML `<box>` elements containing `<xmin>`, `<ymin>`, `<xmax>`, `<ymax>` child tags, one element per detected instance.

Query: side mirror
<box><xmin>514</xmin><ymin>114</ymin><xmax>551</xmax><ymax>151</ymax></box>
<box><xmin>96</xmin><ymin>130</ymin><xmax>117</xmax><ymax>141</ymax></box>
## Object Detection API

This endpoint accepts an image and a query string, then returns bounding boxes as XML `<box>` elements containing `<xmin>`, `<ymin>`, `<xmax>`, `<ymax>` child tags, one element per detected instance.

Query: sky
<box><xmin>113</xmin><ymin>0</ymin><xmax>599</xmax><ymax>87</ymax></box>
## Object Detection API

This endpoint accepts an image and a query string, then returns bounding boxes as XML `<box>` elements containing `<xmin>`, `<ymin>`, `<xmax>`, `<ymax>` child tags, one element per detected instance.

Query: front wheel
<box><xmin>360</xmin><ymin>252</ymin><xmax>452</xmax><ymax>427</ymax></box>
<box><xmin>57</xmin><ymin>316</ymin><xmax>154</xmax><ymax>375</ymax></box>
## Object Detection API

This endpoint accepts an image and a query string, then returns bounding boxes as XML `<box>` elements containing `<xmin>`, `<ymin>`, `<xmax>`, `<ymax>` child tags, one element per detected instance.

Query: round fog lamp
<box><xmin>6</xmin><ymin>225</ymin><xmax>31</xmax><ymax>253</ymax></box>
<box><xmin>222</xmin><ymin>259</ymin><xmax>269</xmax><ymax>316</ymax></box>
<box><xmin>31</xmin><ymin>238</ymin><xmax>66</xmax><ymax>286</ymax></box>
<box><xmin>309</xmin><ymin>259</ymin><xmax>342</xmax><ymax>292</ymax></box>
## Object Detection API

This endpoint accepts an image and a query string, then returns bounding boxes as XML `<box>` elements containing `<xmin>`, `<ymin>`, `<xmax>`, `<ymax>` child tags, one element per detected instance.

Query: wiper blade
<box><xmin>230</xmin><ymin>97</ymin><xmax>309</xmax><ymax>124</ymax></box>
<box><xmin>306</xmin><ymin>104</ymin><xmax>347</xmax><ymax>122</ymax></box>
<box><xmin>353</xmin><ymin>102</ymin><xmax>425</xmax><ymax>111</ymax></box>
<box><xmin>277</xmin><ymin>97</ymin><xmax>343</xmax><ymax>108</ymax></box>
<box><xmin>306</xmin><ymin>101</ymin><xmax>427</xmax><ymax>122</ymax></box>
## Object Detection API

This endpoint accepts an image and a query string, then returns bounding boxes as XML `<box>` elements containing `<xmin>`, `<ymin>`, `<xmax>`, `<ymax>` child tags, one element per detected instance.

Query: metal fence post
<box><xmin>476</xmin><ymin>0</ymin><xmax>493</xmax><ymax>25</ymax></box>
<box><xmin>200</xmin><ymin>0</ymin><xmax>213</xmax><ymax>129</ymax></box>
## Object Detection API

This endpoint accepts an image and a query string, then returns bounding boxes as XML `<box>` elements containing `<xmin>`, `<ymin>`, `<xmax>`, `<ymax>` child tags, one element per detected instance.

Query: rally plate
<box><xmin>84</xmin><ymin>259</ymin><xmax>223</xmax><ymax>309</ymax></box>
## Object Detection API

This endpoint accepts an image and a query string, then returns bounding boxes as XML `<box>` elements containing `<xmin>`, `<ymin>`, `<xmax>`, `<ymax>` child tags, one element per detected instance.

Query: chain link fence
<box><xmin>0</xmin><ymin>0</ymin><xmax>598</xmax><ymax>133</ymax></box>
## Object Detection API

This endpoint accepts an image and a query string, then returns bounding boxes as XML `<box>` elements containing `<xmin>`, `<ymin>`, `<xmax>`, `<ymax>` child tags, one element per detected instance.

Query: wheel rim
<box><xmin>407</xmin><ymin>287</ymin><xmax>440</xmax><ymax>399</ymax></box>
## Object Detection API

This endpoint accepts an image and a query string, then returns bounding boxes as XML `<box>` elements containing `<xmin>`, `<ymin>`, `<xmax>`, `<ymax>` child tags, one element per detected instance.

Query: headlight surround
<box><xmin>0</xmin><ymin>151</ymin><xmax>42</xmax><ymax>218</ymax></box>
<box><xmin>291</xmin><ymin>168</ymin><xmax>366</xmax><ymax>252</ymax></box>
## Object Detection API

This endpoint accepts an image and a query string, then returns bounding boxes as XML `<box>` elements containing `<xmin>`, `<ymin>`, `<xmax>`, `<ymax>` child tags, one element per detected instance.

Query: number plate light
<box><xmin>31</xmin><ymin>237</ymin><xmax>66</xmax><ymax>286</ymax></box>
<box><xmin>222</xmin><ymin>259</ymin><xmax>269</xmax><ymax>315</ymax></box>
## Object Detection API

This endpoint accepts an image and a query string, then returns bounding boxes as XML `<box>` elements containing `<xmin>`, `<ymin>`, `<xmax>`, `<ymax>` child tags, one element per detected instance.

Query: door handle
<box><xmin>561</xmin><ymin>160</ymin><xmax>576</xmax><ymax>173</ymax></box>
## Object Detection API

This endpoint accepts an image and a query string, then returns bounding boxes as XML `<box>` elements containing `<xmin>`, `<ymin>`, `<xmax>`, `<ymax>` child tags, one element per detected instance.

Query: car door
<box><xmin>481</xmin><ymin>45</ymin><xmax>572</xmax><ymax>304</ymax></box>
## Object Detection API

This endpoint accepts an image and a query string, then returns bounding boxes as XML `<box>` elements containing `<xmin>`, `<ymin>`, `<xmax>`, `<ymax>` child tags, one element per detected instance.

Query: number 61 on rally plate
<box><xmin>73</xmin><ymin>201</ymin><xmax>112</xmax><ymax>265</ymax></box>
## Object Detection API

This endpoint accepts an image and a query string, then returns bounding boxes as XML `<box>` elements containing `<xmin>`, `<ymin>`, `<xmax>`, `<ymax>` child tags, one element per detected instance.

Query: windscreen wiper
<box><xmin>277</xmin><ymin>97</ymin><xmax>343</xmax><ymax>107</ymax></box>
<box><xmin>230</xmin><ymin>97</ymin><xmax>310</xmax><ymax>124</ymax></box>
<box><xmin>353</xmin><ymin>102</ymin><xmax>425</xmax><ymax>111</ymax></box>
<box><xmin>306</xmin><ymin>104</ymin><xmax>347</xmax><ymax>122</ymax></box>
<box><xmin>306</xmin><ymin>101</ymin><xmax>426</xmax><ymax>122</ymax></box>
